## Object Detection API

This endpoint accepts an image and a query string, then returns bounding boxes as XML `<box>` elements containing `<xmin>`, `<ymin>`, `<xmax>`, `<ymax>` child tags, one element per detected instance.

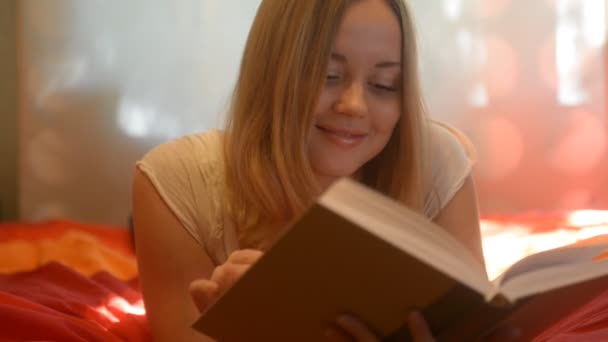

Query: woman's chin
<box><xmin>313</xmin><ymin>166</ymin><xmax>359</xmax><ymax>187</ymax></box>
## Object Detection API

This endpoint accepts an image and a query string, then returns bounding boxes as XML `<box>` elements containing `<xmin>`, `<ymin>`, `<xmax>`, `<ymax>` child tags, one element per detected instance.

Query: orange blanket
<box><xmin>0</xmin><ymin>220</ymin><xmax>150</xmax><ymax>341</ymax></box>
<box><xmin>0</xmin><ymin>220</ymin><xmax>137</xmax><ymax>280</ymax></box>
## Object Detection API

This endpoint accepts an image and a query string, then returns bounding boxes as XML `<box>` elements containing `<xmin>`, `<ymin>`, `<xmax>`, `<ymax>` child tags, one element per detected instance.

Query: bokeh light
<box><xmin>477</xmin><ymin>116</ymin><xmax>524</xmax><ymax>181</ymax></box>
<box><xmin>550</xmin><ymin>109</ymin><xmax>606</xmax><ymax>175</ymax></box>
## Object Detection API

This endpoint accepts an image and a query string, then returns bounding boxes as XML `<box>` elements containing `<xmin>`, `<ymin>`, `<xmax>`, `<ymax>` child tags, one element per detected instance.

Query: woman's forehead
<box><xmin>333</xmin><ymin>0</ymin><xmax>402</xmax><ymax>62</ymax></box>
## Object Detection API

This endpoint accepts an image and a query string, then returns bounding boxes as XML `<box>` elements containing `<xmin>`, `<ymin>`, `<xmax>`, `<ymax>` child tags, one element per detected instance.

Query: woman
<box><xmin>132</xmin><ymin>0</ymin><xmax>484</xmax><ymax>340</ymax></box>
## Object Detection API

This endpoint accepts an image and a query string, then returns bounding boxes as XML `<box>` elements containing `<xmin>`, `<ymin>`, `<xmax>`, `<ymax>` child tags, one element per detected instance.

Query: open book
<box><xmin>193</xmin><ymin>178</ymin><xmax>608</xmax><ymax>341</ymax></box>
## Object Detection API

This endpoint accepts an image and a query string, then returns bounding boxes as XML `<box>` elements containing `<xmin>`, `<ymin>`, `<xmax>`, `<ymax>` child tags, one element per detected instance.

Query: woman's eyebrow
<box><xmin>376</xmin><ymin>61</ymin><xmax>400</xmax><ymax>68</ymax></box>
<box><xmin>331</xmin><ymin>52</ymin><xmax>400</xmax><ymax>69</ymax></box>
<box><xmin>330</xmin><ymin>53</ymin><xmax>347</xmax><ymax>63</ymax></box>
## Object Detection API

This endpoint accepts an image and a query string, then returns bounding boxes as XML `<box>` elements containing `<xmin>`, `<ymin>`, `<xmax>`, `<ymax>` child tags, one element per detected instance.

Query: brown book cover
<box><xmin>193</xmin><ymin>178</ymin><xmax>608</xmax><ymax>341</ymax></box>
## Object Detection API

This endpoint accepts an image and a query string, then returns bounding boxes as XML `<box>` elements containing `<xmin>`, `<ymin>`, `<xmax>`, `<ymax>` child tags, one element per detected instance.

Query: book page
<box><xmin>500</xmin><ymin>244</ymin><xmax>608</xmax><ymax>301</ymax></box>
<box><xmin>320</xmin><ymin>178</ymin><xmax>493</xmax><ymax>296</ymax></box>
<box><xmin>500</xmin><ymin>258</ymin><xmax>608</xmax><ymax>302</ymax></box>
<box><xmin>497</xmin><ymin>242</ymin><xmax>608</xmax><ymax>286</ymax></box>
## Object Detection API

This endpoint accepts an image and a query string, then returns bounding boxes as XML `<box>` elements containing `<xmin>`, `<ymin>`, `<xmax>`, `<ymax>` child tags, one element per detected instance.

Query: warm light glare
<box><xmin>117</xmin><ymin>100</ymin><xmax>155</xmax><ymax>138</ymax></box>
<box><xmin>582</xmin><ymin>0</ymin><xmax>606</xmax><ymax>48</ymax></box>
<box><xmin>568</xmin><ymin>210</ymin><xmax>608</xmax><ymax>227</ymax></box>
<box><xmin>92</xmin><ymin>296</ymin><xmax>146</xmax><ymax>325</ymax></box>
<box><xmin>469</xmin><ymin>81</ymin><xmax>489</xmax><ymax>107</ymax></box>
<box><xmin>442</xmin><ymin>0</ymin><xmax>463</xmax><ymax>21</ymax></box>
<box><xmin>556</xmin><ymin>23</ymin><xmax>587</xmax><ymax>106</ymax></box>
<box><xmin>117</xmin><ymin>97</ymin><xmax>184</xmax><ymax>140</ymax></box>
<box><xmin>107</xmin><ymin>297</ymin><xmax>146</xmax><ymax>316</ymax></box>
<box><xmin>482</xmin><ymin>210</ymin><xmax>608</xmax><ymax>280</ymax></box>
<box><xmin>94</xmin><ymin>306</ymin><xmax>121</xmax><ymax>323</ymax></box>
<box><xmin>456</xmin><ymin>29</ymin><xmax>475</xmax><ymax>57</ymax></box>
<box><xmin>553</xmin><ymin>0</ymin><xmax>605</xmax><ymax>106</ymax></box>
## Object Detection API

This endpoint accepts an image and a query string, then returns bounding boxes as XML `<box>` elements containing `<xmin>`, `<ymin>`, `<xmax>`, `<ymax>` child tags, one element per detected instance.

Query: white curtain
<box><xmin>20</xmin><ymin>0</ymin><xmax>260</xmax><ymax>225</ymax></box>
<box><xmin>19</xmin><ymin>0</ymin><xmax>608</xmax><ymax>226</ymax></box>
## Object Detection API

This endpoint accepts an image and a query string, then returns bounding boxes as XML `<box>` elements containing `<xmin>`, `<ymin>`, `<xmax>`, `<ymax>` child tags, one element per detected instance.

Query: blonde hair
<box><xmin>223</xmin><ymin>0</ymin><xmax>430</xmax><ymax>246</ymax></box>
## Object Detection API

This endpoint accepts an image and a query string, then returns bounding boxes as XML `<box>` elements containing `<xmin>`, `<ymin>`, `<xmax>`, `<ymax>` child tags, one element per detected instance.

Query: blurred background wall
<box><xmin>10</xmin><ymin>0</ymin><xmax>608</xmax><ymax>226</ymax></box>
<box><xmin>0</xmin><ymin>0</ymin><xmax>18</xmax><ymax>221</ymax></box>
<box><xmin>410</xmin><ymin>0</ymin><xmax>608</xmax><ymax>214</ymax></box>
<box><xmin>17</xmin><ymin>0</ymin><xmax>260</xmax><ymax>225</ymax></box>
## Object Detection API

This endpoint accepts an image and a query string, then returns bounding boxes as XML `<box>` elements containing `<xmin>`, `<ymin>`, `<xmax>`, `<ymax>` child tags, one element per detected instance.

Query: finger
<box><xmin>407</xmin><ymin>312</ymin><xmax>435</xmax><ymax>342</ymax></box>
<box><xmin>188</xmin><ymin>279</ymin><xmax>219</xmax><ymax>313</ymax></box>
<box><xmin>227</xmin><ymin>249</ymin><xmax>263</xmax><ymax>264</ymax></box>
<box><xmin>323</xmin><ymin>327</ymin><xmax>353</xmax><ymax>342</ymax></box>
<box><xmin>211</xmin><ymin>263</ymin><xmax>251</xmax><ymax>289</ymax></box>
<box><xmin>482</xmin><ymin>325</ymin><xmax>522</xmax><ymax>342</ymax></box>
<box><xmin>335</xmin><ymin>315</ymin><xmax>379</xmax><ymax>342</ymax></box>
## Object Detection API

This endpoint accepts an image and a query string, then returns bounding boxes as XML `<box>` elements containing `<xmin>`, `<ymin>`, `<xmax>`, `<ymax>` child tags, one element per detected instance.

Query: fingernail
<box><xmin>336</xmin><ymin>314</ymin><xmax>354</xmax><ymax>326</ymax></box>
<box><xmin>189</xmin><ymin>280</ymin><xmax>219</xmax><ymax>296</ymax></box>
<box><xmin>323</xmin><ymin>328</ymin><xmax>336</xmax><ymax>340</ymax></box>
<box><xmin>408</xmin><ymin>311</ymin><xmax>423</xmax><ymax>322</ymax></box>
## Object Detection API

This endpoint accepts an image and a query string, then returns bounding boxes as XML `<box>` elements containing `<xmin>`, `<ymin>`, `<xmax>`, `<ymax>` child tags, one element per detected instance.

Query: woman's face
<box><xmin>308</xmin><ymin>0</ymin><xmax>402</xmax><ymax>188</ymax></box>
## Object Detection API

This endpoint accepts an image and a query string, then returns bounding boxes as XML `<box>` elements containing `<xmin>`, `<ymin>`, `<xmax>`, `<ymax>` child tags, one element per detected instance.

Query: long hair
<box><xmin>223</xmin><ymin>0</ymin><xmax>430</xmax><ymax>246</ymax></box>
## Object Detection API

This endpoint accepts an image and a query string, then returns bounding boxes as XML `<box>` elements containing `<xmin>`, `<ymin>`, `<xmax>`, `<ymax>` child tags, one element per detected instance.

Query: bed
<box><xmin>1</xmin><ymin>213</ymin><xmax>607</xmax><ymax>341</ymax></box>
<box><xmin>0</xmin><ymin>220</ymin><xmax>150</xmax><ymax>342</ymax></box>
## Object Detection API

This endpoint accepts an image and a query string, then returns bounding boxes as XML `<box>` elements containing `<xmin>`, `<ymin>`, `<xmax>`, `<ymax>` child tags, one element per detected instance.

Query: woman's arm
<box><xmin>132</xmin><ymin>168</ymin><xmax>215</xmax><ymax>342</ymax></box>
<box><xmin>433</xmin><ymin>175</ymin><xmax>486</xmax><ymax>267</ymax></box>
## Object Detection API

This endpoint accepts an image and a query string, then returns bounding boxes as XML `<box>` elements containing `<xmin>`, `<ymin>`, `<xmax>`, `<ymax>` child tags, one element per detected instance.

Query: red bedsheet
<box><xmin>0</xmin><ymin>220</ymin><xmax>150</xmax><ymax>341</ymax></box>
<box><xmin>0</xmin><ymin>217</ymin><xmax>607</xmax><ymax>341</ymax></box>
<box><xmin>533</xmin><ymin>287</ymin><xmax>608</xmax><ymax>341</ymax></box>
<box><xmin>0</xmin><ymin>262</ymin><xmax>150</xmax><ymax>342</ymax></box>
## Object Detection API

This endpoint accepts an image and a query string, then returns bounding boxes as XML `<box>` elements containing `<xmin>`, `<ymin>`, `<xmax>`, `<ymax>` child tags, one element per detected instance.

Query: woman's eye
<box><xmin>326</xmin><ymin>75</ymin><xmax>342</xmax><ymax>87</ymax></box>
<box><xmin>372</xmin><ymin>83</ymin><xmax>398</xmax><ymax>92</ymax></box>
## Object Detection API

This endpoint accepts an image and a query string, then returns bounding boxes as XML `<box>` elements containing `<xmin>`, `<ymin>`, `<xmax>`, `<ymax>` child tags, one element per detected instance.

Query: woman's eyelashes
<box><xmin>371</xmin><ymin>83</ymin><xmax>398</xmax><ymax>92</ymax></box>
<box><xmin>325</xmin><ymin>73</ymin><xmax>399</xmax><ymax>94</ymax></box>
<box><xmin>326</xmin><ymin>74</ymin><xmax>342</xmax><ymax>84</ymax></box>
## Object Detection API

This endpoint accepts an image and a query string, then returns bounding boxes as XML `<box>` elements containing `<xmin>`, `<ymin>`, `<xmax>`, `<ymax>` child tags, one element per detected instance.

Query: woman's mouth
<box><xmin>315</xmin><ymin>125</ymin><xmax>368</xmax><ymax>147</ymax></box>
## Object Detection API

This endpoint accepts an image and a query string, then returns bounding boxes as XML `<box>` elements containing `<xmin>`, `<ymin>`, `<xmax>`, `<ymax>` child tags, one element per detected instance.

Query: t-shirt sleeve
<box><xmin>424</xmin><ymin>121</ymin><xmax>475</xmax><ymax>218</ymax></box>
<box><xmin>135</xmin><ymin>133</ymin><xmax>218</xmax><ymax>250</ymax></box>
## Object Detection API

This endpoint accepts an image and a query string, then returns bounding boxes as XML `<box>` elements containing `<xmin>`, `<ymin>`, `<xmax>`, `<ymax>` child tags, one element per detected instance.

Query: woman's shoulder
<box><xmin>136</xmin><ymin>128</ymin><xmax>227</xmax><ymax>214</ymax></box>
<box><xmin>139</xmin><ymin>129</ymin><xmax>224</xmax><ymax>168</ymax></box>
<box><xmin>428</xmin><ymin>120</ymin><xmax>475</xmax><ymax>162</ymax></box>
<box><xmin>135</xmin><ymin>129</ymin><xmax>229</xmax><ymax>264</ymax></box>
<box><xmin>425</xmin><ymin>120</ymin><xmax>474</xmax><ymax>217</ymax></box>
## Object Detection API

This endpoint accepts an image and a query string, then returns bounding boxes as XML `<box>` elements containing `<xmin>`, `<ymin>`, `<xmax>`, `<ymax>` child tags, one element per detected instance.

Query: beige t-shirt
<box><xmin>136</xmin><ymin>121</ymin><xmax>473</xmax><ymax>266</ymax></box>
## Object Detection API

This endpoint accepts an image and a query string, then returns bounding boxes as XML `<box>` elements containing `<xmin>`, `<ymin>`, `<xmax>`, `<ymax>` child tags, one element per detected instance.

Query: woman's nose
<box><xmin>333</xmin><ymin>82</ymin><xmax>367</xmax><ymax>117</ymax></box>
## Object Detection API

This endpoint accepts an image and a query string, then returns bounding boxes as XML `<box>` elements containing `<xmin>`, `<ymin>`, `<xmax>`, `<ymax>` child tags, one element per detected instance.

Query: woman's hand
<box><xmin>189</xmin><ymin>249</ymin><xmax>263</xmax><ymax>314</ymax></box>
<box><xmin>325</xmin><ymin>312</ymin><xmax>435</xmax><ymax>342</ymax></box>
<box><xmin>325</xmin><ymin>312</ymin><xmax>522</xmax><ymax>342</ymax></box>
